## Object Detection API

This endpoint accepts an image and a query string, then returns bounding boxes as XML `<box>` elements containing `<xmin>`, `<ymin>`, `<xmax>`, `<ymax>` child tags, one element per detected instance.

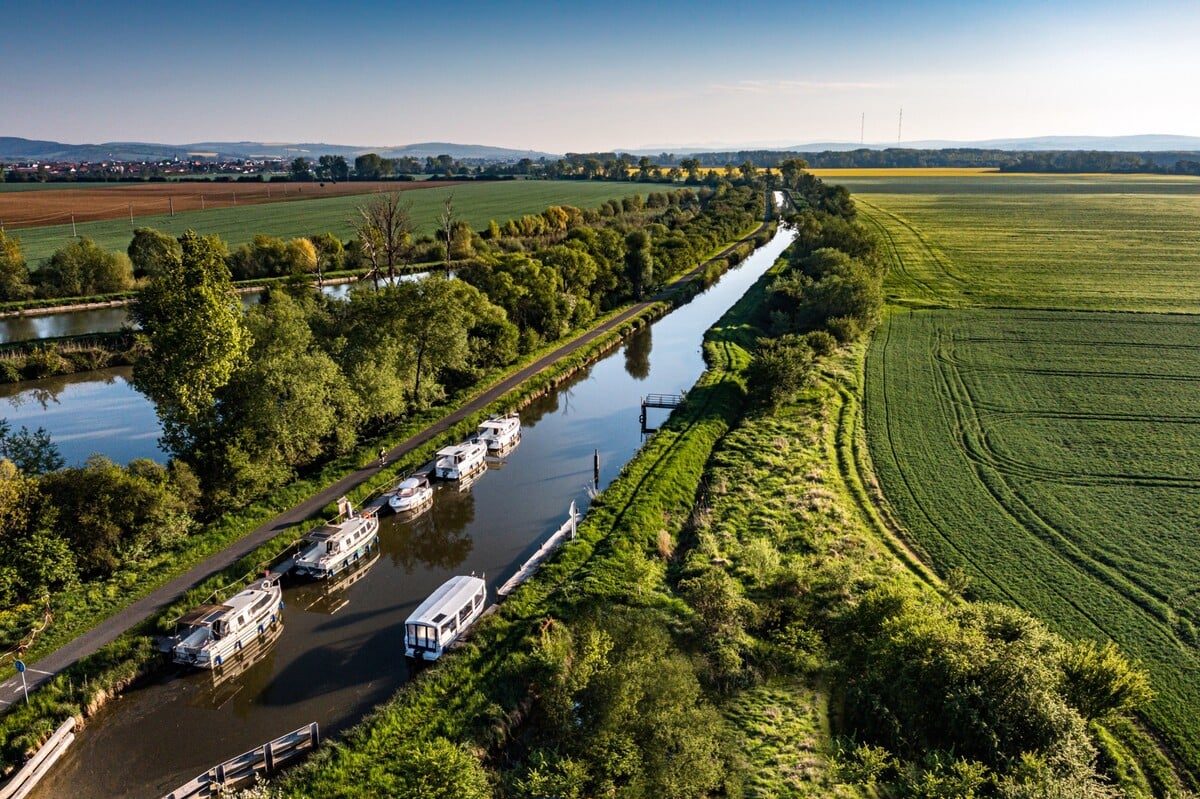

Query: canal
<box><xmin>30</xmin><ymin>225</ymin><xmax>794</xmax><ymax>798</ymax></box>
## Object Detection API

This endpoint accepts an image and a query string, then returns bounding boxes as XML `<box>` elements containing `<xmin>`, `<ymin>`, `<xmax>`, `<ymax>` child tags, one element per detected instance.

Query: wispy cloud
<box><xmin>708</xmin><ymin>79</ymin><xmax>889</xmax><ymax>94</ymax></box>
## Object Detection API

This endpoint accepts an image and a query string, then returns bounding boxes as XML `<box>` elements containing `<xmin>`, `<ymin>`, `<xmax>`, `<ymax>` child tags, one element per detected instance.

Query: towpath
<box><xmin>0</xmin><ymin>202</ymin><xmax>774</xmax><ymax>710</ymax></box>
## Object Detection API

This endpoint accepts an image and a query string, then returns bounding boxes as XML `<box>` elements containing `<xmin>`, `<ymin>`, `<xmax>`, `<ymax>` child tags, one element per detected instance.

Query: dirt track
<box><xmin>0</xmin><ymin>180</ymin><xmax>464</xmax><ymax>228</ymax></box>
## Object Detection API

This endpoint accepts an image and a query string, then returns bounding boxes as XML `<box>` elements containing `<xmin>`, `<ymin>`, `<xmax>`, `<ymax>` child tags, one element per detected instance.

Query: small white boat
<box><xmin>404</xmin><ymin>575</ymin><xmax>488</xmax><ymax>660</ymax></box>
<box><xmin>294</xmin><ymin>498</ymin><xmax>380</xmax><ymax>579</ymax></box>
<box><xmin>172</xmin><ymin>579</ymin><xmax>283</xmax><ymax>669</ymax></box>
<box><xmin>389</xmin><ymin>474</ymin><xmax>434</xmax><ymax>514</ymax></box>
<box><xmin>476</xmin><ymin>413</ymin><xmax>521</xmax><ymax>452</ymax></box>
<box><xmin>434</xmin><ymin>440</ymin><xmax>487</xmax><ymax>480</ymax></box>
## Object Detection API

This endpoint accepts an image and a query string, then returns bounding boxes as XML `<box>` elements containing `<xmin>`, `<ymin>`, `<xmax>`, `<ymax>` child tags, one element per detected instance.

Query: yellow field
<box><xmin>809</xmin><ymin>167</ymin><xmax>999</xmax><ymax>177</ymax></box>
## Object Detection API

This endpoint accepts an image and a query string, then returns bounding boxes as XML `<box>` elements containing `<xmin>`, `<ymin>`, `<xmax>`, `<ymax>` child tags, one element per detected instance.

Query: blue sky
<box><xmin>2</xmin><ymin>0</ymin><xmax>1198</xmax><ymax>152</ymax></box>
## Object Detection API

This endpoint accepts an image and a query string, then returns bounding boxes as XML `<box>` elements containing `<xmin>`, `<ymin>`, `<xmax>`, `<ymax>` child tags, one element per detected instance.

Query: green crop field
<box><xmin>9</xmin><ymin>181</ymin><xmax>655</xmax><ymax>264</ymax></box>
<box><xmin>845</xmin><ymin>174</ymin><xmax>1200</xmax><ymax>312</ymax></box>
<box><xmin>859</xmin><ymin>174</ymin><xmax>1200</xmax><ymax>778</ymax></box>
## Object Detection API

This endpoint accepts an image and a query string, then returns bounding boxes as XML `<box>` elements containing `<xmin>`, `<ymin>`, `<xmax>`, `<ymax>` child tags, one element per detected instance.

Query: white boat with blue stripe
<box><xmin>293</xmin><ymin>497</ymin><xmax>380</xmax><ymax>579</ymax></box>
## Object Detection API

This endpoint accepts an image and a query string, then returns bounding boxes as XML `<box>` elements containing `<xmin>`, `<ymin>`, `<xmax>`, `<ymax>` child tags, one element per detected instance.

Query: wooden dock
<box><xmin>161</xmin><ymin>723</ymin><xmax>319</xmax><ymax>799</ymax></box>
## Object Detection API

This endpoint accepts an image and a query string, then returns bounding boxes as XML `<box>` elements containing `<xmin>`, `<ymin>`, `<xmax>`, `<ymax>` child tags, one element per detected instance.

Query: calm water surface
<box><xmin>31</xmin><ymin>226</ymin><xmax>794</xmax><ymax>799</ymax></box>
<box><xmin>0</xmin><ymin>367</ymin><xmax>164</xmax><ymax>464</ymax></box>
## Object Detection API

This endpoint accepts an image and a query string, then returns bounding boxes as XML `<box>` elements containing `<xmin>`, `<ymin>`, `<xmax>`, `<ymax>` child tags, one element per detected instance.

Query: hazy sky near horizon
<box><xmin>3</xmin><ymin>0</ymin><xmax>1198</xmax><ymax>152</ymax></box>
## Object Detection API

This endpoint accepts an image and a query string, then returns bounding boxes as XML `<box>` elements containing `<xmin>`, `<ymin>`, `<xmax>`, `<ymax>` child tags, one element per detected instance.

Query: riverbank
<box><xmin>0</xmin><ymin>215</ymin><xmax>775</xmax><ymax>772</ymax></box>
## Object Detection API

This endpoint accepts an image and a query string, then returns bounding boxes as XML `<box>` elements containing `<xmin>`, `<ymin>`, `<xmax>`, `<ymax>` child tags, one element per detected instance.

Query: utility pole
<box><xmin>860</xmin><ymin>112</ymin><xmax>865</xmax><ymax>146</ymax></box>
<box><xmin>898</xmin><ymin>108</ymin><xmax>904</xmax><ymax>144</ymax></box>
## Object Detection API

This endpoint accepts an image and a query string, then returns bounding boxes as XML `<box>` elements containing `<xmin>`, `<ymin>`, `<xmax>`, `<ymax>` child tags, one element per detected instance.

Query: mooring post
<box><xmin>264</xmin><ymin>741</ymin><xmax>275</xmax><ymax>773</ymax></box>
<box><xmin>593</xmin><ymin>449</ymin><xmax>600</xmax><ymax>488</ymax></box>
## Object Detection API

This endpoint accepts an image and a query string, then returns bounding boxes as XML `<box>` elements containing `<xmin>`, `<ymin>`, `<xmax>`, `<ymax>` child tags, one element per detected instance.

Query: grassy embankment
<box><xmin>0</xmin><ymin>218</ymin><xmax>772</xmax><ymax>772</ymax></box>
<box><xmin>10</xmin><ymin>181</ymin><xmax>657</xmax><ymax>265</ymax></box>
<box><xmin>856</xmin><ymin>172</ymin><xmax>1200</xmax><ymax>785</ymax></box>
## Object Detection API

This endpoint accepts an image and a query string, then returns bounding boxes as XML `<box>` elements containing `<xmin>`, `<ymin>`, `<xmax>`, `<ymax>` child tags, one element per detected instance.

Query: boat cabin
<box><xmin>404</xmin><ymin>575</ymin><xmax>487</xmax><ymax>660</ymax></box>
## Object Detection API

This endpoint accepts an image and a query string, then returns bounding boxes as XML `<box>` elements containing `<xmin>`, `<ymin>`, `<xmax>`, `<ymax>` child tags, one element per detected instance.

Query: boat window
<box><xmin>458</xmin><ymin>604</ymin><xmax>472</xmax><ymax>625</ymax></box>
<box><xmin>327</xmin><ymin>540</ymin><xmax>338</xmax><ymax>554</ymax></box>
<box><xmin>475</xmin><ymin>590</ymin><xmax>485</xmax><ymax>607</ymax></box>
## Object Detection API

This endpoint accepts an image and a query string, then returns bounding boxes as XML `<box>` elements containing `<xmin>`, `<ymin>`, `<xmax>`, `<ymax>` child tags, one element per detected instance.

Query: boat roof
<box><xmin>398</xmin><ymin>475</ymin><xmax>430</xmax><ymax>489</ymax></box>
<box><xmin>478</xmin><ymin>419</ymin><xmax>515</xmax><ymax>431</ymax></box>
<box><xmin>177</xmin><ymin>603</ymin><xmax>231</xmax><ymax>626</ymax></box>
<box><xmin>406</xmin><ymin>576</ymin><xmax>486</xmax><ymax>627</ymax></box>
<box><xmin>437</xmin><ymin>441</ymin><xmax>485</xmax><ymax>456</ymax></box>
<box><xmin>226</xmin><ymin>581</ymin><xmax>278</xmax><ymax>612</ymax></box>
<box><xmin>305</xmin><ymin>514</ymin><xmax>374</xmax><ymax>541</ymax></box>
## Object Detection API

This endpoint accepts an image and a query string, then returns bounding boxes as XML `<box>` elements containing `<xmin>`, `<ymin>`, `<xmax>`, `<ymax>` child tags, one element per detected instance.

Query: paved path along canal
<box><xmin>0</xmin><ymin>207</ymin><xmax>778</xmax><ymax>713</ymax></box>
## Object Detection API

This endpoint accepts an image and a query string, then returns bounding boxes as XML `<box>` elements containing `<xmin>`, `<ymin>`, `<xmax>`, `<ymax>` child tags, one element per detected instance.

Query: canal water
<box><xmin>0</xmin><ymin>275</ymin><xmax>429</xmax><ymax>345</ymax></box>
<box><xmin>30</xmin><ymin>225</ymin><xmax>793</xmax><ymax>799</ymax></box>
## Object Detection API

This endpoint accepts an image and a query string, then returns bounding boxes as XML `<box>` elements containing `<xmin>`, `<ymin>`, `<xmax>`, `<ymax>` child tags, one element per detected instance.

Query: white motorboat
<box><xmin>389</xmin><ymin>474</ymin><xmax>434</xmax><ymax>514</ymax></box>
<box><xmin>434</xmin><ymin>440</ymin><xmax>487</xmax><ymax>480</ymax></box>
<box><xmin>404</xmin><ymin>575</ymin><xmax>488</xmax><ymax>660</ymax></box>
<box><xmin>293</xmin><ymin>498</ymin><xmax>380</xmax><ymax>579</ymax></box>
<box><xmin>475</xmin><ymin>413</ymin><xmax>521</xmax><ymax>452</ymax></box>
<box><xmin>172</xmin><ymin>578</ymin><xmax>284</xmax><ymax>669</ymax></box>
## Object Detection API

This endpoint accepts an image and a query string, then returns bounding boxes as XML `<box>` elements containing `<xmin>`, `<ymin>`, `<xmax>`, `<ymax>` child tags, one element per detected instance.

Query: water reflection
<box><xmin>623</xmin><ymin>327</ymin><xmax>652</xmax><ymax>380</ymax></box>
<box><xmin>381</xmin><ymin>484</ymin><xmax>475</xmax><ymax>573</ymax></box>
<box><xmin>289</xmin><ymin>549</ymin><xmax>383</xmax><ymax>615</ymax></box>
<box><xmin>188</xmin><ymin>621</ymin><xmax>285</xmax><ymax>711</ymax></box>
<box><xmin>0</xmin><ymin>367</ymin><xmax>165</xmax><ymax>465</ymax></box>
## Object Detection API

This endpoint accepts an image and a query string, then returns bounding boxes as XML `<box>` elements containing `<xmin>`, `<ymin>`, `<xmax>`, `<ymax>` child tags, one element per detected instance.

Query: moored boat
<box><xmin>389</xmin><ymin>474</ymin><xmax>434</xmax><ymax>514</ymax></box>
<box><xmin>475</xmin><ymin>413</ymin><xmax>521</xmax><ymax>452</ymax></box>
<box><xmin>293</xmin><ymin>498</ymin><xmax>380</xmax><ymax>579</ymax></box>
<box><xmin>404</xmin><ymin>575</ymin><xmax>488</xmax><ymax>660</ymax></box>
<box><xmin>434</xmin><ymin>440</ymin><xmax>487</xmax><ymax>480</ymax></box>
<box><xmin>172</xmin><ymin>578</ymin><xmax>284</xmax><ymax>669</ymax></box>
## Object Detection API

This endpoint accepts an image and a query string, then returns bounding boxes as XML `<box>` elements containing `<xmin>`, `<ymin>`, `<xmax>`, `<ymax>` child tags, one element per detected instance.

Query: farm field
<box><xmin>847</xmin><ymin>174</ymin><xmax>1200</xmax><ymax>312</ymax></box>
<box><xmin>860</xmin><ymin>173</ymin><xmax>1200</xmax><ymax>778</ymax></box>
<box><xmin>0</xmin><ymin>179</ymin><xmax>464</xmax><ymax>227</ymax></box>
<box><xmin>7</xmin><ymin>180</ymin><xmax>655</xmax><ymax>265</ymax></box>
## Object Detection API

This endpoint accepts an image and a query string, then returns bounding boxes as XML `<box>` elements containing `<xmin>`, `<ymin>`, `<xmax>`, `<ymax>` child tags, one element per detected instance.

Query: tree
<box><xmin>0</xmin><ymin>229</ymin><xmax>32</xmax><ymax>300</ymax></box>
<box><xmin>127</xmin><ymin>227</ymin><xmax>181</xmax><ymax>280</ymax></box>
<box><xmin>209</xmin><ymin>292</ymin><xmax>357</xmax><ymax>500</ymax></box>
<box><xmin>0</xmin><ymin>420</ymin><xmax>64</xmax><ymax>474</ymax></box>
<box><xmin>35</xmin><ymin>238</ymin><xmax>134</xmax><ymax>297</ymax></box>
<box><xmin>624</xmin><ymin>230</ymin><xmax>654</xmax><ymax>299</ymax></box>
<box><xmin>438</xmin><ymin>194</ymin><xmax>456</xmax><ymax>270</ymax></box>
<box><xmin>354</xmin><ymin>153</ymin><xmax>386</xmax><ymax>180</ymax></box>
<box><xmin>352</xmin><ymin>192</ymin><xmax>413</xmax><ymax>286</ymax></box>
<box><xmin>289</xmin><ymin>157</ymin><xmax>311</xmax><ymax>180</ymax></box>
<box><xmin>130</xmin><ymin>230</ymin><xmax>250</xmax><ymax>456</ymax></box>
<box><xmin>1058</xmin><ymin>640</ymin><xmax>1153</xmax><ymax>720</ymax></box>
<box><xmin>309</xmin><ymin>232</ymin><xmax>344</xmax><ymax>288</ymax></box>
<box><xmin>39</xmin><ymin>456</ymin><xmax>195</xmax><ymax>577</ymax></box>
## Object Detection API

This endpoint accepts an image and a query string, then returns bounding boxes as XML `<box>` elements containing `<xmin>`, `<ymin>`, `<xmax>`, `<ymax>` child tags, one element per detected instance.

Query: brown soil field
<box><xmin>0</xmin><ymin>180</ymin><xmax>465</xmax><ymax>228</ymax></box>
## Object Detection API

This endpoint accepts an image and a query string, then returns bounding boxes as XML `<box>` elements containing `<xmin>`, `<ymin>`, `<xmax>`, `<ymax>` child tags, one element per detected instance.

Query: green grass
<box><xmin>10</xmin><ymin>181</ymin><xmax>654</xmax><ymax>265</ymax></box>
<box><xmin>846</xmin><ymin>174</ymin><xmax>1200</xmax><ymax>312</ymax></box>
